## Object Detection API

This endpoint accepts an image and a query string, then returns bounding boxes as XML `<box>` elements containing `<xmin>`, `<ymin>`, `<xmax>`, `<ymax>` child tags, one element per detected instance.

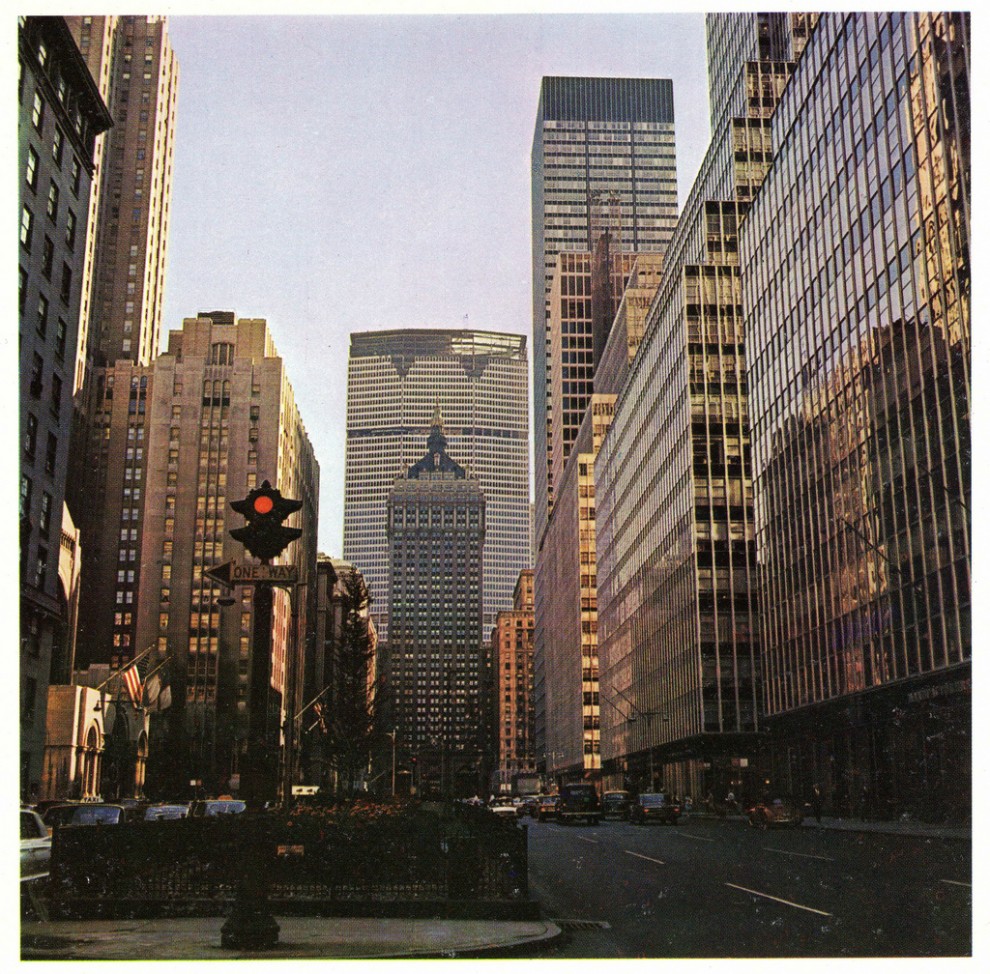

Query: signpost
<box><xmin>205</xmin><ymin>561</ymin><xmax>299</xmax><ymax>586</ymax></box>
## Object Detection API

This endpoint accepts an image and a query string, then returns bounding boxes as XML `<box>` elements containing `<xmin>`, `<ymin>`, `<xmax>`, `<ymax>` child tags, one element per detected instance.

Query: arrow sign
<box><xmin>204</xmin><ymin>561</ymin><xmax>234</xmax><ymax>586</ymax></box>
<box><xmin>203</xmin><ymin>561</ymin><xmax>299</xmax><ymax>586</ymax></box>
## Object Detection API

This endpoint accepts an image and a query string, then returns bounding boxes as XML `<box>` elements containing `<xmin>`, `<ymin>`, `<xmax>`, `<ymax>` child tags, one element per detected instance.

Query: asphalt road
<box><xmin>518</xmin><ymin>816</ymin><xmax>970</xmax><ymax>958</ymax></box>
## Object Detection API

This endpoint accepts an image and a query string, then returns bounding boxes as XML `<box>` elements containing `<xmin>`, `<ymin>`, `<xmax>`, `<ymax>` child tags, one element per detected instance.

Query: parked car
<box><xmin>188</xmin><ymin>799</ymin><xmax>247</xmax><ymax>818</ymax></box>
<box><xmin>601</xmin><ymin>790</ymin><xmax>632</xmax><ymax>820</ymax></box>
<box><xmin>42</xmin><ymin>803</ymin><xmax>84</xmax><ymax>830</ymax></box>
<box><xmin>66</xmin><ymin>803</ymin><xmax>127</xmax><ymax>827</ymax></box>
<box><xmin>747</xmin><ymin>798</ymin><xmax>804</xmax><ymax>829</ymax></box>
<box><xmin>517</xmin><ymin>796</ymin><xmax>540</xmax><ymax>818</ymax></box>
<box><xmin>21</xmin><ymin>808</ymin><xmax>51</xmax><ymax>877</ymax></box>
<box><xmin>558</xmin><ymin>782</ymin><xmax>600</xmax><ymax>825</ymax></box>
<box><xmin>143</xmin><ymin>803</ymin><xmax>189</xmax><ymax>821</ymax></box>
<box><xmin>629</xmin><ymin>793</ymin><xmax>681</xmax><ymax>825</ymax></box>
<box><xmin>537</xmin><ymin>795</ymin><xmax>559</xmax><ymax>821</ymax></box>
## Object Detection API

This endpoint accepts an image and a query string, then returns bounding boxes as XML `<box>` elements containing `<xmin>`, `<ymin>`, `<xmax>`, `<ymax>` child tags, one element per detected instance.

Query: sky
<box><xmin>159</xmin><ymin>11</ymin><xmax>712</xmax><ymax>556</ymax></box>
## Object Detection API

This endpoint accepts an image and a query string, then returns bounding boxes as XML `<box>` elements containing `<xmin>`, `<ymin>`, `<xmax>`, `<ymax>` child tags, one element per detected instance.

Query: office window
<box><xmin>47</xmin><ymin>181</ymin><xmax>58</xmax><ymax>221</ymax></box>
<box><xmin>52</xmin><ymin>126</ymin><xmax>63</xmax><ymax>165</ymax></box>
<box><xmin>37</xmin><ymin>294</ymin><xmax>49</xmax><ymax>336</ymax></box>
<box><xmin>65</xmin><ymin>209</ymin><xmax>76</xmax><ymax>249</ymax></box>
<box><xmin>59</xmin><ymin>264</ymin><xmax>72</xmax><ymax>304</ymax></box>
<box><xmin>55</xmin><ymin>318</ymin><xmax>66</xmax><ymax>360</ymax></box>
<box><xmin>25</xmin><ymin>146</ymin><xmax>38</xmax><ymax>191</ymax></box>
<box><xmin>20</xmin><ymin>206</ymin><xmax>33</xmax><ymax>250</ymax></box>
<box><xmin>45</xmin><ymin>433</ymin><xmax>58</xmax><ymax>475</ymax></box>
<box><xmin>32</xmin><ymin>92</ymin><xmax>44</xmax><ymax>131</ymax></box>
<box><xmin>41</xmin><ymin>236</ymin><xmax>54</xmax><ymax>278</ymax></box>
<box><xmin>50</xmin><ymin>374</ymin><xmax>62</xmax><ymax>418</ymax></box>
<box><xmin>38</xmin><ymin>492</ymin><xmax>53</xmax><ymax>538</ymax></box>
<box><xmin>70</xmin><ymin>157</ymin><xmax>81</xmax><ymax>196</ymax></box>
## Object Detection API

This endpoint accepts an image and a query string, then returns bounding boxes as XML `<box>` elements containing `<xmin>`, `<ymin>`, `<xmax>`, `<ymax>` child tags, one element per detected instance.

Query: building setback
<box><xmin>343</xmin><ymin>330</ymin><xmax>529</xmax><ymax>640</ymax></box>
<box><xmin>491</xmin><ymin>570</ymin><xmax>536</xmax><ymax>794</ymax></box>
<box><xmin>384</xmin><ymin>413</ymin><xmax>487</xmax><ymax>798</ymax></box>
<box><xmin>73</xmin><ymin>313</ymin><xmax>319</xmax><ymax>797</ymax></box>
<box><xmin>531</xmin><ymin>76</ymin><xmax>679</xmax><ymax>545</ymax></box>
<box><xmin>19</xmin><ymin>16</ymin><xmax>112</xmax><ymax>801</ymax></box>
<box><xmin>742</xmin><ymin>12</ymin><xmax>970</xmax><ymax>820</ymax></box>
<box><xmin>595</xmin><ymin>13</ymin><xmax>805</xmax><ymax>802</ymax></box>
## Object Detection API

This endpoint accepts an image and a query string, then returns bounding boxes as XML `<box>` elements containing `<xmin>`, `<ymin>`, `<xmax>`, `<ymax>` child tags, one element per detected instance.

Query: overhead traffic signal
<box><xmin>230</xmin><ymin>480</ymin><xmax>303</xmax><ymax>560</ymax></box>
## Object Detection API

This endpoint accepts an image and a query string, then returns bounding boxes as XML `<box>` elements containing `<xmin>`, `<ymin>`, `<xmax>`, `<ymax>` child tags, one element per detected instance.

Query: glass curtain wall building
<box><xmin>343</xmin><ymin>330</ymin><xmax>529</xmax><ymax>642</ymax></box>
<box><xmin>742</xmin><ymin>13</ymin><xmax>970</xmax><ymax>821</ymax></box>
<box><xmin>531</xmin><ymin>76</ymin><xmax>678</xmax><ymax>542</ymax></box>
<box><xmin>595</xmin><ymin>14</ymin><xmax>804</xmax><ymax>801</ymax></box>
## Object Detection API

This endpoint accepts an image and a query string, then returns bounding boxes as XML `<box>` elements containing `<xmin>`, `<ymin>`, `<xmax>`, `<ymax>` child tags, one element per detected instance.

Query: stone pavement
<box><xmin>21</xmin><ymin>914</ymin><xmax>562</xmax><ymax>960</ymax></box>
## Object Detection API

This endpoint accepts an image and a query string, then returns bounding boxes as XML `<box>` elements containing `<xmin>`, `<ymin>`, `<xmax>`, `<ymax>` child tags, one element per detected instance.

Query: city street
<box><xmin>520</xmin><ymin>817</ymin><xmax>971</xmax><ymax>958</ymax></box>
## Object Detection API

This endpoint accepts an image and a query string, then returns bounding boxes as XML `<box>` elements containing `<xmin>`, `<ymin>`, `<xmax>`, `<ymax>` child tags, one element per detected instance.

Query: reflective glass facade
<box><xmin>595</xmin><ymin>16</ymin><xmax>806</xmax><ymax>800</ymax></box>
<box><xmin>532</xmin><ymin>77</ymin><xmax>678</xmax><ymax>543</ymax></box>
<box><xmin>742</xmin><ymin>13</ymin><xmax>970</xmax><ymax>820</ymax></box>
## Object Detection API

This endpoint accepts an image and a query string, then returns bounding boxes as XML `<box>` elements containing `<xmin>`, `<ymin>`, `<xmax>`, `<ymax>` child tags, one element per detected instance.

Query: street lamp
<box><xmin>610</xmin><ymin>684</ymin><xmax>669</xmax><ymax>792</ymax></box>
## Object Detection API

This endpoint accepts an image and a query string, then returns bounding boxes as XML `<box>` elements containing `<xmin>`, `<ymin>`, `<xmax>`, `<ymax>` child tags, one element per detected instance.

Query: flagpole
<box><xmin>93</xmin><ymin>642</ymin><xmax>158</xmax><ymax>693</ymax></box>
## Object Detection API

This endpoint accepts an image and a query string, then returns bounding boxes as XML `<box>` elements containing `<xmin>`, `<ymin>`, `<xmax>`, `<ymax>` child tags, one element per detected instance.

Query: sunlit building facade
<box><xmin>532</xmin><ymin>76</ymin><xmax>678</xmax><ymax>543</ymax></box>
<box><xmin>742</xmin><ymin>12</ymin><xmax>970</xmax><ymax>820</ymax></box>
<box><xmin>596</xmin><ymin>14</ymin><xmax>804</xmax><ymax>801</ymax></box>
<box><xmin>343</xmin><ymin>330</ymin><xmax>529</xmax><ymax>641</ymax></box>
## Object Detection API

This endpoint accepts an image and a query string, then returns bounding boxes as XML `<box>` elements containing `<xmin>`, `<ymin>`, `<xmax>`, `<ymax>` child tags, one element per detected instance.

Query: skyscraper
<box><xmin>343</xmin><ymin>330</ymin><xmax>529</xmax><ymax>639</ymax></box>
<box><xmin>65</xmin><ymin>14</ymin><xmax>179</xmax><ymax>380</ymax></box>
<box><xmin>531</xmin><ymin>76</ymin><xmax>678</xmax><ymax>541</ymax></box>
<box><xmin>384</xmin><ymin>414</ymin><xmax>486</xmax><ymax>797</ymax></box>
<box><xmin>594</xmin><ymin>14</ymin><xmax>802</xmax><ymax>801</ymax></box>
<box><xmin>742</xmin><ymin>12</ymin><xmax>970</xmax><ymax>821</ymax></box>
<box><xmin>73</xmin><ymin>313</ymin><xmax>319</xmax><ymax>797</ymax></box>
<box><xmin>19</xmin><ymin>16</ymin><xmax>113</xmax><ymax>801</ymax></box>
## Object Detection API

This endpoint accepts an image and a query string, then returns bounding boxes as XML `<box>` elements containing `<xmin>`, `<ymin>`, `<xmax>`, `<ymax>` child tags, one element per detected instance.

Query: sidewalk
<box><xmin>21</xmin><ymin>914</ymin><xmax>562</xmax><ymax>960</ymax></box>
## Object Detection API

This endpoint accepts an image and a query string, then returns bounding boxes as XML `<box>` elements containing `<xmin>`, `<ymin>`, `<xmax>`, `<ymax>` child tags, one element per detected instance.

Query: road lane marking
<box><xmin>576</xmin><ymin>836</ymin><xmax>599</xmax><ymax>844</ymax></box>
<box><xmin>667</xmin><ymin>831</ymin><xmax>715</xmax><ymax>842</ymax></box>
<box><xmin>725</xmin><ymin>882</ymin><xmax>833</xmax><ymax>917</ymax></box>
<box><xmin>941</xmin><ymin>879</ymin><xmax>971</xmax><ymax>888</ymax></box>
<box><xmin>764</xmin><ymin>847</ymin><xmax>835</xmax><ymax>862</ymax></box>
<box><xmin>625</xmin><ymin>851</ymin><xmax>665</xmax><ymax>866</ymax></box>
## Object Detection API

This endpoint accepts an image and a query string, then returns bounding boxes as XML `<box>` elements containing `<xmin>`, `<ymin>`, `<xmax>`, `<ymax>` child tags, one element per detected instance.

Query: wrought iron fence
<box><xmin>48</xmin><ymin>807</ymin><xmax>531</xmax><ymax>920</ymax></box>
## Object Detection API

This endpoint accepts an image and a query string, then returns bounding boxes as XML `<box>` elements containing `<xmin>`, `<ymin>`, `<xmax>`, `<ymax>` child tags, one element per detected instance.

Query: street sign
<box><xmin>204</xmin><ymin>561</ymin><xmax>299</xmax><ymax>586</ymax></box>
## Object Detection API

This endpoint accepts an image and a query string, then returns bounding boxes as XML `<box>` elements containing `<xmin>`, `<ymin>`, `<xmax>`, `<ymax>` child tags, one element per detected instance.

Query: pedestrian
<box><xmin>726</xmin><ymin>789</ymin><xmax>736</xmax><ymax>813</ymax></box>
<box><xmin>811</xmin><ymin>783</ymin><xmax>823</xmax><ymax>824</ymax></box>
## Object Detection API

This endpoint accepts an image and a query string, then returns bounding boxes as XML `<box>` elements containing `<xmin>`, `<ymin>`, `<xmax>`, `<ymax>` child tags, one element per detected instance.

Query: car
<box><xmin>537</xmin><ymin>795</ymin><xmax>559</xmax><ymax>821</ymax></box>
<box><xmin>517</xmin><ymin>796</ymin><xmax>540</xmax><ymax>818</ymax></box>
<box><xmin>21</xmin><ymin>808</ymin><xmax>51</xmax><ymax>877</ymax></box>
<box><xmin>143</xmin><ymin>803</ymin><xmax>189</xmax><ymax>821</ymax></box>
<box><xmin>66</xmin><ymin>803</ymin><xmax>127</xmax><ymax>827</ymax></box>
<box><xmin>629</xmin><ymin>792</ymin><xmax>681</xmax><ymax>825</ymax></box>
<box><xmin>558</xmin><ymin>782</ymin><xmax>600</xmax><ymax>825</ymax></box>
<box><xmin>747</xmin><ymin>798</ymin><xmax>804</xmax><ymax>829</ymax></box>
<box><xmin>601</xmin><ymin>790</ymin><xmax>632</xmax><ymax>820</ymax></box>
<box><xmin>188</xmin><ymin>799</ymin><xmax>247</xmax><ymax>818</ymax></box>
<box><xmin>489</xmin><ymin>799</ymin><xmax>518</xmax><ymax>820</ymax></box>
<box><xmin>42</xmin><ymin>802</ymin><xmax>84</xmax><ymax>830</ymax></box>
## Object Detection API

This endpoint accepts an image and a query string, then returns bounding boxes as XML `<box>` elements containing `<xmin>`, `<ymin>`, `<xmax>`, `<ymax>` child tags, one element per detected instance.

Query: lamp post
<box><xmin>388</xmin><ymin>729</ymin><xmax>397</xmax><ymax>797</ymax></box>
<box><xmin>610</xmin><ymin>684</ymin><xmax>668</xmax><ymax>792</ymax></box>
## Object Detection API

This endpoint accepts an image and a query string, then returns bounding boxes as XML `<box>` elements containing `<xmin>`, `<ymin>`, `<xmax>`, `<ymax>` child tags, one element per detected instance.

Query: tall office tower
<box><xmin>74</xmin><ymin>313</ymin><xmax>319</xmax><ymax>796</ymax></box>
<box><xmin>548</xmin><ymin>249</ymin><xmax>638</xmax><ymax>513</ymax></box>
<box><xmin>535</xmin><ymin>256</ymin><xmax>664</xmax><ymax>786</ymax></box>
<box><xmin>742</xmin><ymin>13</ymin><xmax>970</xmax><ymax>822</ymax></box>
<box><xmin>491</xmin><ymin>570</ymin><xmax>536</xmax><ymax>794</ymax></box>
<box><xmin>384</xmin><ymin>416</ymin><xmax>486</xmax><ymax>797</ymax></box>
<box><xmin>594</xmin><ymin>14</ymin><xmax>809</xmax><ymax>802</ymax></box>
<box><xmin>306</xmin><ymin>556</ymin><xmax>377</xmax><ymax>795</ymax></box>
<box><xmin>343</xmin><ymin>330</ymin><xmax>529</xmax><ymax>640</ymax></box>
<box><xmin>66</xmin><ymin>15</ymin><xmax>179</xmax><ymax>375</ymax></box>
<box><xmin>532</xmin><ymin>76</ymin><xmax>678</xmax><ymax>543</ymax></box>
<box><xmin>19</xmin><ymin>16</ymin><xmax>112</xmax><ymax>801</ymax></box>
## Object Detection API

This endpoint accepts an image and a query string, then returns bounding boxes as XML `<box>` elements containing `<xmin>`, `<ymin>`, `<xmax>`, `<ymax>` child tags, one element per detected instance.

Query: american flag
<box><xmin>121</xmin><ymin>658</ymin><xmax>143</xmax><ymax>709</ymax></box>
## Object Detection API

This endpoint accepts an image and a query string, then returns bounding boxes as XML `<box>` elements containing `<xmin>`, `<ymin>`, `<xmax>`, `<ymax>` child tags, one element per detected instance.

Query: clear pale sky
<box><xmin>160</xmin><ymin>12</ymin><xmax>711</xmax><ymax>555</ymax></box>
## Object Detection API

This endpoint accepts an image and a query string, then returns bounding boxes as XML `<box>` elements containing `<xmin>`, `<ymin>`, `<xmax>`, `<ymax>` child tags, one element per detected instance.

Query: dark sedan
<box><xmin>747</xmin><ymin>798</ymin><xmax>804</xmax><ymax>829</ymax></box>
<box><xmin>602</xmin><ymin>790</ymin><xmax>632</xmax><ymax>820</ymax></box>
<box><xmin>629</xmin><ymin>793</ymin><xmax>681</xmax><ymax>825</ymax></box>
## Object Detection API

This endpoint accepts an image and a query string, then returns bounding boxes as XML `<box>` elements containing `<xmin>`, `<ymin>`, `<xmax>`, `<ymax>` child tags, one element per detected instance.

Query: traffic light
<box><xmin>230</xmin><ymin>480</ymin><xmax>303</xmax><ymax>560</ymax></box>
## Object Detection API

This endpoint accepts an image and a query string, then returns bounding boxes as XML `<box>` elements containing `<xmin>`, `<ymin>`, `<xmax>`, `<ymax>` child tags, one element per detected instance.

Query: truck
<box><xmin>557</xmin><ymin>782</ymin><xmax>601</xmax><ymax>825</ymax></box>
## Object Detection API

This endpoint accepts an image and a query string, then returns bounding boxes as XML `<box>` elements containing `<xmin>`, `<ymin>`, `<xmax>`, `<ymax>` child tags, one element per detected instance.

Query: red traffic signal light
<box><xmin>230</xmin><ymin>480</ymin><xmax>303</xmax><ymax>560</ymax></box>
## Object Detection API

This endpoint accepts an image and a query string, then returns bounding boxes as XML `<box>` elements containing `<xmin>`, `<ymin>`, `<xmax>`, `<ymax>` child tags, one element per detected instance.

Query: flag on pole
<box><xmin>313</xmin><ymin>701</ymin><xmax>328</xmax><ymax>733</ymax></box>
<box><xmin>122</xmin><ymin>658</ymin><xmax>143</xmax><ymax>709</ymax></box>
